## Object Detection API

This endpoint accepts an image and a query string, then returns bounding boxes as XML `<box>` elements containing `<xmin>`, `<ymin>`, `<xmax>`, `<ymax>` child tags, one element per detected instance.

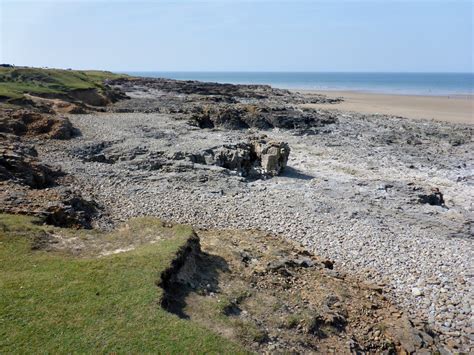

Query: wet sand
<box><xmin>298</xmin><ymin>90</ymin><xmax>473</xmax><ymax>124</ymax></box>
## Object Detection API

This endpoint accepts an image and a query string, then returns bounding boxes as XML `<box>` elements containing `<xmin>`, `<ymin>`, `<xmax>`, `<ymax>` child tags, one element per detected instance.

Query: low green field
<box><xmin>0</xmin><ymin>214</ymin><xmax>243</xmax><ymax>353</ymax></box>
<box><xmin>0</xmin><ymin>67</ymin><xmax>125</xmax><ymax>101</ymax></box>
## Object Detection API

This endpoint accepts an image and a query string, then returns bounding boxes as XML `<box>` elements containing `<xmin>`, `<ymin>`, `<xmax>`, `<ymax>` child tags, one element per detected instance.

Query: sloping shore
<box><xmin>298</xmin><ymin>90</ymin><xmax>473</xmax><ymax>124</ymax></box>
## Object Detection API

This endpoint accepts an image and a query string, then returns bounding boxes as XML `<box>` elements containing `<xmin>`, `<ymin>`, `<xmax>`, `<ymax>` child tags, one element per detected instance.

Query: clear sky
<box><xmin>1</xmin><ymin>0</ymin><xmax>473</xmax><ymax>72</ymax></box>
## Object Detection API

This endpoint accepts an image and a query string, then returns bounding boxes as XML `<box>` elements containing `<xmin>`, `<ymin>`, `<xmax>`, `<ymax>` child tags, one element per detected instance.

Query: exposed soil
<box><xmin>0</xmin><ymin>109</ymin><xmax>75</xmax><ymax>139</ymax></box>
<box><xmin>158</xmin><ymin>228</ymin><xmax>444</xmax><ymax>354</ymax></box>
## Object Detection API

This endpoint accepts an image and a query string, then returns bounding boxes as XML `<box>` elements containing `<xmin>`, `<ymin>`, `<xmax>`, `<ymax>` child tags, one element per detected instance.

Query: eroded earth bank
<box><xmin>1</xmin><ymin>75</ymin><xmax>473</xmax><ymax>353</ymax></box>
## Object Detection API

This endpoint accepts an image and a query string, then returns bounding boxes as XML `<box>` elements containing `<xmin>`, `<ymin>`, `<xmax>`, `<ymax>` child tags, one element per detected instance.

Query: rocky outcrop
<box><xmin>67</xmin><ymin>86</ymin><xmax>127</xmax><ymax>107</ymax></box>
<box><xmin>252</xmin><ymin>137</ymin><xmax>290</xmax><ymax>175</ymax></box>
<box><xmin>194</xmin><ymin>136</ymin><xmax>290</xmax><ymax>178</ymax></box>
<box><xmin>0</xmin><ymin>182</ymin><xmax>100</xmax><ymax>229</ymax></box>
<box><xmin>7</xmin><ymin>88</ymin><xmax>127</xmax><ymax>115</ymax></box>
<box><xmin>108</xmin><ymin>77</ymin><xmax>341</xmax><ymax>131</ymax></box>
<box><xmin>109</xmin><ymin>77</ymin><xmax>342</xmax><ymax>104</ymax></box>
<box><xmin>21</xmin><ymin>94</ymin><xmax>88</xmax><ymax>115</ymax></box>
<box><xmin>0</xmin><ymin>135</ymin><xmax>59</xmax><ymax>188</ymax></box>
<box><xmin>0</xmin><ymin>133</ymin><xmax>98</xmax><ymax>228</ymax></box>
<box><xmin>190</xmin><ymin>104</ymin><xmax>337</xmax><ymax>130</ymax></box>
<box><xmin>43</xmin><ymin>194</ymin><xmax>99</xmax><ymax>228</ymax></box>
<box><xmin>72</xmin><ymin>135</ymin><xmax>290</xmax><ymax>179</ymax></box>
<box><xmin>67</xmin><ymin>88</ymin><xmax>110</xmax><ymax>107</ymax></box>
<box><xmin>0</xmin><ymin>109</ymin><xmax>75</xmax><ymax>139</ymax></box>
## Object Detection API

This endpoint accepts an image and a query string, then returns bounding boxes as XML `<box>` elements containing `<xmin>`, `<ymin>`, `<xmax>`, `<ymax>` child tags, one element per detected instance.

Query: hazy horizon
<box><xmin>1</xmin><ymin>0</ymin><xmax>473</xmax><ymax>73</ymax></box>
<box><xmin>123</xmin><ymin>70</ymin><xmax>473</xmax><ymax>74</ymax></box>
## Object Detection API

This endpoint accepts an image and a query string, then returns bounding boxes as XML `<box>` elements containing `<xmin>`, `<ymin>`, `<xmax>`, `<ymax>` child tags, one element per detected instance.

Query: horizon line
<box><xmin>119</xmin><ymin>70</ymin><xmax>474</xmax><ymax>74</ymax></box>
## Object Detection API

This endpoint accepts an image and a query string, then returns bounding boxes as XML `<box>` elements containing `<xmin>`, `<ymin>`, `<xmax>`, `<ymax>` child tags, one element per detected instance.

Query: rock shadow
<box><xmin>281</xmin><ymin>166</ymin><xmax>315</xmax><ymax>180</ymax></box>
<box><xmin>159</xmin><ymin>245</ymin><xmax>229</xmax><ymax>319</ymax></box>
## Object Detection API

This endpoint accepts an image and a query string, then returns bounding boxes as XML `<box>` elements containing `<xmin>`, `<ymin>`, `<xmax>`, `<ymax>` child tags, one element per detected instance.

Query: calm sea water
<box><xmin>125</xmin><ymin>72</ymin><xmax>473</xmax><ymax>96</ymax></box>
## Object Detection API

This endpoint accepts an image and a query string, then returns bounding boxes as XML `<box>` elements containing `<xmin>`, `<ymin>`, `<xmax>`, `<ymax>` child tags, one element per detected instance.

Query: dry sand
<box><xmin>298</xmin><ymin>90</ymin><xmax>473</xmax><ymax>124</ymax></box>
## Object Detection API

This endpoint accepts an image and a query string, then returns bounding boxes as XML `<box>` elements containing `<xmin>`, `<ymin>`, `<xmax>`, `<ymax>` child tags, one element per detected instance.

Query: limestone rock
<box><xmin>43</xmin><ymin>195</ymin><xmax>100</xmax><ymax>229</ymax></box>
<box><xmin>412</xmin><ymin>287</ymin><xmax>424</xmax><ymax>297</ymax></box>
<box><xmin>191</xmin><ymin>136</ymin><xmax>290</xmax><ymax>178</ymax></box>
<box><xmin>251</xmin><ymin>137</ymin><xmax>290</xmax><ymax>176</ymax></box>
<box><xmin>190</xmin><ymin>104</ymin><xmax>337</xmax><ymax>130</ymax></box>
<box><xmin>108</xmin><ymin>77</ymin><xmax>340</xmax><ymax>130</ymax></box>
<box><xmin>384</xmin><ymin>316</ymin><xmax>427</xmax><ymax>354</ymax></box>
<box><xmin>0</xmin><ymin>182</ymin><xmax>100</xmax><ymax>229</ymax></box>
<box><xmin>0</xmin><ymin>135</ymin><xmax>59</xmax><ymax>188</ymax></box>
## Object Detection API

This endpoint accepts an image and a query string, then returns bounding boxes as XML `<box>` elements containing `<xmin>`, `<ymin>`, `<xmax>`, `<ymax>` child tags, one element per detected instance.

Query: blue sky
<box><xmin>1</xmin><ymin>0</ymin><xmax>473</xmax><ymax>72</ymax></box>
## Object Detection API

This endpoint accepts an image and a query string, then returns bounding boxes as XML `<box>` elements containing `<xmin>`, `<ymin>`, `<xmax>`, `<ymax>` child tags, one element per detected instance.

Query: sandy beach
<box><xmin>298</xmin><ymin>90</ymin><xmax>473</xmax><ymax>124</ymax></box>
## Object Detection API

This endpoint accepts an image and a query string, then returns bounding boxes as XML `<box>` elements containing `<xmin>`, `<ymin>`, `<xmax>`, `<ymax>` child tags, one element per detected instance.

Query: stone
<box><xmin>191</xmin><ymin>136</ymin><xmax>290</xmax><ymax>179</ymax></box>
<box><xmin>418</xmin><ymin>188</ymin><xmax>445</xmax><ymax>206</ymax></box>
<box><xmin>294</xmin><ymin>257</ymin><xmax>314</xmax><ymax>268</ymax></box>
<box><xmin>251</xmin><ymin>138</ymin><xmax>290</xmax><ymax>176</ymax></box>
<box><xmin>384</xmin><ymin>317</ymin><xmax>424</xmax><ymax>354</ymax></box>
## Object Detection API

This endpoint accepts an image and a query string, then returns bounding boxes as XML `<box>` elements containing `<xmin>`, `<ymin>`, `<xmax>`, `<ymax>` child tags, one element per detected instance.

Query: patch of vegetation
<box><xmin>219</xmin><ymin>289</ymin><xmax>252</xmax><ymax>316</ymax></box>
<box><xmin>0</xmin><ymin>67</ymin><xmax>126</xmax><ymax>101</ymax></box>
<box><xmin>283</xmin><ymin>314</ymin><xmax>302</xmax><ymax>329</ymax></box>
<box><xmin>234</xmin><ymin>320</ymin><xmax>268</xmax><ymax>344</ymax></box>
<box><xmin>0</xmin><ymin>214</ymin><xmax>243</xmax><ymax>353</ymax></box>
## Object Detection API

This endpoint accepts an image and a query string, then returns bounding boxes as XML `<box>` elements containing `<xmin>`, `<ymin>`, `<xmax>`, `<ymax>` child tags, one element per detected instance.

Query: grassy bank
<box><xmin>0</xmin><ymin>67</ymin><xmax>125</xmax><ymax>102</ymax></box>
<box><xmin>0</xmin><ymin>214</ymin><xmax>243</xmax><ymax>353</ymax></box>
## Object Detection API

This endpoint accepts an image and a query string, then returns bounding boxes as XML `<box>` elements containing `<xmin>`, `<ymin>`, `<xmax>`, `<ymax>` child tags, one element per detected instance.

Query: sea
<box><xmin>124</xmin><ymin>72</ymin><xmax>473</xmax><ymax>96</ymax></box>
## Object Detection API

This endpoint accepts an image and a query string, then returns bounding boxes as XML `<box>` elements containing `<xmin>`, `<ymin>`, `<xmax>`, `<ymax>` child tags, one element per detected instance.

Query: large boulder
<box><xmin>211</xmin><ymin>143</ymin><xmax>255</xmax><ymax>172</ymax></box>
<box><xmin>192</xmin><ymin>135</ymin><xmax>290</xmax><ymax>178</ymax></box>
<box><xmin>252</xmin><ymin>138</ymin><xmax>290</xmax><ymax>176</ymax></box>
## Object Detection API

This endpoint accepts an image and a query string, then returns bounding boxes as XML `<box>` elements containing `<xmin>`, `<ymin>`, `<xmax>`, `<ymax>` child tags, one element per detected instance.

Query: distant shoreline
<box><xmin>296</xmin><ymin>90</ymin><xmax>473</xmax><ymax>124</ymax></box>
<box><xmin>292</xmin><ymin>88</ymin><xmax>473</xmax><ymax>99</ymax></box>
<box><xmin>125</xmin><ymin>71</ymin><xmax>473</xmax><ymax>123</ymax></box>
<box><xmin>124</xmin><ymin>71</ymin><xmax>474</xmax><ymax>98</ymax></box>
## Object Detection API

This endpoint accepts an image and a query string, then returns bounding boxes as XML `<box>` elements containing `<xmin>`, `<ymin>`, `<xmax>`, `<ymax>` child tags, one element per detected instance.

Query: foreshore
<box><xmin>296</xmin><ymin>90</ymin><xmax>473</xmax><ymax>124</ymax></box>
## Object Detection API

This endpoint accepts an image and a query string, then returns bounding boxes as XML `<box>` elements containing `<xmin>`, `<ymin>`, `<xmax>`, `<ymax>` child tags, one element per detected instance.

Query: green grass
<box><xmin>0</xmin><ymin>67</ymin><xmax>125</xmax><ymax>101</ymax></box>
<box><xmin>0</xmin><ymin>214</ymin><xmax>244</xmax><ymax>353</ymax></box>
